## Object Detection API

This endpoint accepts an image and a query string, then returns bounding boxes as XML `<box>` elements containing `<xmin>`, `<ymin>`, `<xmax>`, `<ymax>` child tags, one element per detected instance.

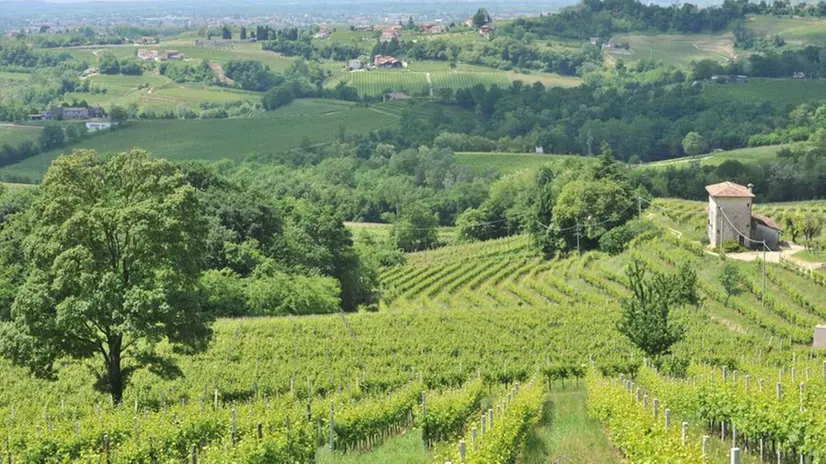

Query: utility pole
<box><xmin>638</xmin><ymin>196</ymin><xmax>642</xmax><ymax>220</ymax></box>
<box><xmin>576</xmin><ymin>220</ymin><xmax>581</xmax><ymax>255</ymax></box>
<box><xmin>762</xmin><ymin>241</ymin><xmax>767</xmax><ymax>309</ymax></box>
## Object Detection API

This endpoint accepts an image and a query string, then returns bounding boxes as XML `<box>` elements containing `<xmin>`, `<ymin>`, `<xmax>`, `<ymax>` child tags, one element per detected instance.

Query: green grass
<box><xmin>524</xmin><ymin>387</ymin><xmax>622</xmax><ymax>464</ymax></box>
<box><xmin>0</xmin><ymin>71</ymin><xmax>30</xmax><ymax>81</ymax></box>
<box><xmin>702</xmin><ymin>78</ymin><xmax>826</xmax><ymax>108</ymax></box>
<box><xmin>611</xmin><ymin>33</ymin><xmax>734</xmax><ymax>68</ymax></box>
<box><xmin>316</xmin><ymin>429</ymin><xmax>429</xmax><ymax>464</ymax></box>
<box><xmin>642</xmin><ymin>144</ymin><xmax>789</xmax><ymax>169</ymax></box>
<box><xmin>744</xmin><ymin>15</ymin><xmax>826</xmax><ymax>47</ymax></box>
<box><xmin>0</xmin><ymin>125</ymin><xmax>42</xmax><ymax>148</ymax></box>
<box><xmin>792</xmin><ymin>249</ymin><xmax>826</xmax><ymax>263</ymax></box>
<box><xmin>455</xmin><ymin>152</ymin><xmax>587</xmax><ymax>174</ymax></box>
<box><xmin>0</xmin><ymin>100</ymin><xmax>397</xmax><ymax>182</ymax></box>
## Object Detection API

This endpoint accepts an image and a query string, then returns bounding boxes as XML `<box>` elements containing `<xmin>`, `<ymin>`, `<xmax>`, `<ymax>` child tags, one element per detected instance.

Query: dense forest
<box><xmin>505</xmin><ymin>0</ymin><xmax>754</xmax><ymax>39</ymax></box>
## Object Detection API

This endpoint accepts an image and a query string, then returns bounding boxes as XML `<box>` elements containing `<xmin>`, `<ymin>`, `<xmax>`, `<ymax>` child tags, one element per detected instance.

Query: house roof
<box><xmin>752</xmin><ymin>213</ymin><xmax>781</xmax><ymax>231</ymax></box>
<box><xmin>706</xmin><ymin>181</ymin><xmax>754</xmax><ymax>198</ymax></box>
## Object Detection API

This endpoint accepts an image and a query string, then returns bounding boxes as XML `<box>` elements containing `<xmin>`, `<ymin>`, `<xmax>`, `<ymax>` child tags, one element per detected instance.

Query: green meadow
<box><xmin>744</xmin><ymin>15</ymin><xmax>826</xmax><ymax>47</ymax></box>
<box><xmin>610</xmin><ymin>33</ymin><xmax>735</xmax><ymax>67</ymax></box>
<box><xmin>642</xmin><ymin>144</ymin><xmax>788</xmax><ymax>169</ymax></box>
<box><xmin>702</xmin><ymin>78</ymin><xmax>826</xmax><ymax>108</ymax></box>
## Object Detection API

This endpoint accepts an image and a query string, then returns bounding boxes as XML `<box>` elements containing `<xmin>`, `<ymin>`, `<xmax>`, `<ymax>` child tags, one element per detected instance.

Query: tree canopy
<box><xmin>0</xmin><ymin>150</ymin><xmax>212</xmax><ymax>403</ymax></box>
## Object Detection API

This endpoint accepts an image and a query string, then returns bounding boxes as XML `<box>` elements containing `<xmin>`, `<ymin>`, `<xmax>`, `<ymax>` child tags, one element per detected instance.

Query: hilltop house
<box><xmin>422</xmin><ymin>24</ymin><xmax>446</xmax><ymax>34</ymax></box>
<box><xmin>374</xmin><ymin>55</ymin><xmax>403</xmax><ymax>68</ymax></box>
<box><xmin>380</xmin><ymin>30</ymin><xmax>400</xmax><ymax>43</ymax></box>
<box><xmin>706</xmin><ymin>181</ymin><xmax>782</xmax><ymax>250</ymax></box>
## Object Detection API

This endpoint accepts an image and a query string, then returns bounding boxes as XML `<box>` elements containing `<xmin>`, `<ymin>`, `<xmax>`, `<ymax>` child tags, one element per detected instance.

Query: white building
<box><xmin>86</xmin><ymin>121</ymin><xmax>113</xmax><ymax>132</ymax></box>
<box><xmin>706</xmin><ymin>181</ymin><xmax>781</xmax><ymax>250</ymax></box>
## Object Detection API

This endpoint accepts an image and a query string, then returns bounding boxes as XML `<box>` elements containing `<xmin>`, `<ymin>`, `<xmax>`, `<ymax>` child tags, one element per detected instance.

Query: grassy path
<box><xmin>525</xmin><ymin>387</ymin><xmax>623</xmax><ymax>464</ymax></box>
<box><xmin>316</xmin><ymin>428</ymin><xmax>430</xmax><ymax>464</ymax></box>
<box><xmin>316</xmin><ymin>384</ymin><xmax>621</xmax><ymax>464</ymax></box>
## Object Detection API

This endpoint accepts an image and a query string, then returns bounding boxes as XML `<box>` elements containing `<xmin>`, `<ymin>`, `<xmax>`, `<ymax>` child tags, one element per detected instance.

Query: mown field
<box><xmin>703</xmin><ymin>78</ymin><xmax>826</xmax><ymax>108</ymax></box>
<box><xmin>328</xmin><ymin>67</ymin><xmax>581</xmax><ymax>97</ymax></box>
<box><xmin>610</xmin><ymin>33</ymin><xmax>735</xmax><ymax>68</ymax></box>
<box><xmin>744</xmin><ymin>15</ymin><xmax>826</xmax><ymax>47</ymax></box>
<box><xmin>642</xmin><ymin>144</ymin><xmax>788</xmax><ymax>169</ymax></box>
<box><xmin>0</xmin><ymin>100</ymin><xmax>397</xmax><ymax>182</ymax></box>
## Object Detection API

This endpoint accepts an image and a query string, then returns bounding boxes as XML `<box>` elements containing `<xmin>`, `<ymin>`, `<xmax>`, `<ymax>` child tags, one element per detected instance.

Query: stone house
<box><xmin>706</xmin><ymin>181</ymin><xmax>781</xmax><ymax>250</ymax></box>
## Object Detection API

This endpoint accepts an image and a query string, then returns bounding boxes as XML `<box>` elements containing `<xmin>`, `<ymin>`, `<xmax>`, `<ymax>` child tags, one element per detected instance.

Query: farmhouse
<box><xmin>137</xmin><ymin>49</ymin><xmax>160</xmax><ymax>61</ymax></box>
<box><xmin>706</xmin><ymin>181</ymin><xmax>782</xmax><ymax>250</ymax></box>
<box><xmin>385</xmin><ymin>92</ymin><xmax>411</xmax><ymax>102</ymax></box>
<box><xmin>479</xmin><ymin>24</ymin><xmax>493</xmax><ymax>36</ymax></box>
<box><xmin>314</xmin><ymin>24</ymin><xmax>330</xmax><ymax>39</ymax></box>
<box><xmin>422</xmin><ymin>24</ymin><xmax>445</xmax><ymax>34</ymax></box>
<box><xmin>380</xmin><ymin>30</ymin><xmax>401</xmax><ymax>43</ymax></box>
<box><xmin>348</xmin><ymin>60</ymin><xmax>364</xmax><ymax>71</ymax></box>
<box><xmin>374</xmin><ymin>55</ymin><xmax>402</xmax><ymax>68</ymax></box>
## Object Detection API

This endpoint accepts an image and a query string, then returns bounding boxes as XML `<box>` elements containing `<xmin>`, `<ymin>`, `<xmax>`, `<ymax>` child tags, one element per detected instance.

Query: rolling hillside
<box><xmin>0</xmin><ymin>100</ymin><xmax>398</xmax><ymax>182</ymax></box>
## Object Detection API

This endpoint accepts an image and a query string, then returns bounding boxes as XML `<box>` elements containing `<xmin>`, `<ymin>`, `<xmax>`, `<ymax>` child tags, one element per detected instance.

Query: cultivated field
<box><xmin>642</xmin><ymin>144</ymin><xmax>789</xmax><ymax>169</ymax></box>
<box><xmin>703</xmin><ymin>78</ymin><xmax>826</xmax><ymax>108</ymax></box>
<box><xmin>611</xmin><ymin>33</ymin><xmax>736</xmax><ymax>67</ymax></box>
<box><xmin>329</xmin><ymin>66</ymin><xmax>581</xmax><ymax>97</ymax></box>
<box><xmin>745</xmin><ymin>15</ymin><xmax>826</xmax><ymax>47</ymax></box>
<box><xmin>4</xmin><ymin>221</ymin><xmax>825</xmax><ymax>462</ymax></box>
<box><xmin>60</xmin><ymin>73</ymin><xmax>262</xmax><ymax>111</ymax></box>
<box><xmin>0</xmin><ymin>100</ymin><xmax>397</xmax><ymax>182</ymax></box>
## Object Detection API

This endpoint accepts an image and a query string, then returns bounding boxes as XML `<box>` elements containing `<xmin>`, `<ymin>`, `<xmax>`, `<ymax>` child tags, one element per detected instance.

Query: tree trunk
<box><xmin>106</xmin><ymin>335</ymin><xmax>124</xmax><ymax>404</ymax></box>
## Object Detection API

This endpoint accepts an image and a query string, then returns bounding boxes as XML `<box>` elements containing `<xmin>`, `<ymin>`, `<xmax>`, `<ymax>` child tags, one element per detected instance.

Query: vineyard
<box><xmin>330</xmin><ymin>70</ymin><xmax>523</xmax><ymax>97</ymax></box>
<box><xmin>2</xmin><ymin>215</ymin><xmax>826</xmax><ymax>462</ymax></box>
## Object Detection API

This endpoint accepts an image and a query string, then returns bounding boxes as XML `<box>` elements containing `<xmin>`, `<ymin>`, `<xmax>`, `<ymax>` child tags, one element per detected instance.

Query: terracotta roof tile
<box><xmin>752</xmin><ymin>213</ymin><xmax>781</xmax><ymax>231</ymax></box>
<box><xmin>706</xmin><ymin>181</ymin><xmax>754</xmax><ymax>198</ymax></box>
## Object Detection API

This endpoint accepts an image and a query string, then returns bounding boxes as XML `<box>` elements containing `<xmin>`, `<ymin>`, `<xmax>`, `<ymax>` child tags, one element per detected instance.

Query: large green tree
<box><xmin>617</xmin><ymin>259</ymin><xmax>686</xmax><ymax>359</ymax></box>
<box><xmin>0</xmin><ymin>150</ymin><xmax>212</xmax><ymax>403</ymax></box>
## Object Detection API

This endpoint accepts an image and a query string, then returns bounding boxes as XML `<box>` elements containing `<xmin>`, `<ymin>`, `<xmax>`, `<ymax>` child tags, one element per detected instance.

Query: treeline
<box><xmin>693</xmin><ymin>45</ymin><xmax>826</xmax><ymax>79</ymax></box>
<box><xmin>372</xmin><ymin>37</ymin><xmax>600</xmax><ymax>75</ymax></box>
<box><xmin>456</xmin><ymin>149</ymin><xmax>647</xmax><ymax>257</ymax></box>
<box><xmin>158</xmin><ymin>60</ymin><xmax>213</xmax><ymax>83</ymax></box>
<box><xmin>403</xmin><ymin>79</ymin><xmax>779</xmax><ymax>162</ymax></box>
<box><xmin>0</xmin><ymin>153</ymin><xmax>390</xmax><ymax>319</ymax></box>
<box><xmin>0</xmin><ymin>123</ymin><xmax>92</xmax><ymax>168</ymax></box>
<box><xmin>98</xmin><ymin>53</ymin><xmax>143</xmax><ymax>76</ymax></box>
<box><xmin>0</xmin><ymin>41</ymin><xmax>71</xmax><ymax>70</ymax></box>
<box><xmin>506</xmin><ymin>0</ymin><xmax>751</xmax><ymax>39</ymax></box>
